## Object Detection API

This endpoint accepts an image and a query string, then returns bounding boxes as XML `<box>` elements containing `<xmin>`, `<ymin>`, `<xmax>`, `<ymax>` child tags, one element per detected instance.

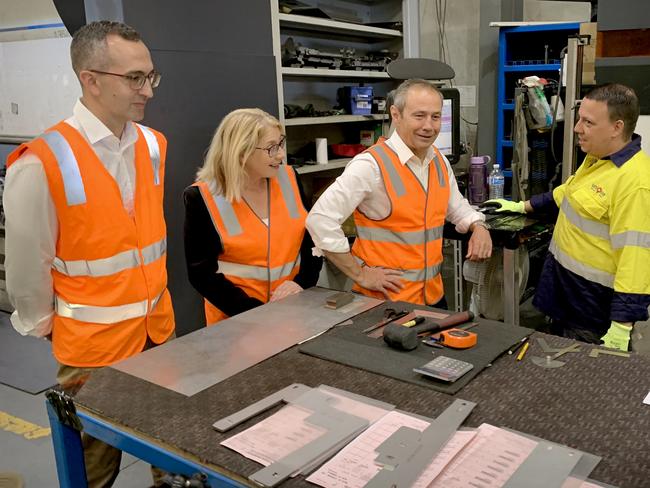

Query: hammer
<box><xmin>383</xmin><ymin>311</ymin><xmax>475</xmax><ymax>351</ymax></box>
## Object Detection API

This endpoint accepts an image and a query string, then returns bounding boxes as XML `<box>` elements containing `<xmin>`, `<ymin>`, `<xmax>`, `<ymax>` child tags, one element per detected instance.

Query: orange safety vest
<box><xmin>7</xmin><ymin>121</ymin><xmax>175</xmax><ymax>367</ymax></box>
<box><xmin>195</xmin><ymin>165</ymin><xmax>307</xmax><ymax>325</ymax></box>
<box><xmin>351</xmin><ymin>141</ymin><xmax>450</xmax><ymax>305</ymax></box>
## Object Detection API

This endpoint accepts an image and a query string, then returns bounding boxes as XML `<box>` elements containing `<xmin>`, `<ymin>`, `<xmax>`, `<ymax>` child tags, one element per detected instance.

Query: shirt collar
<box><xmin>73</xmin><ymin>99</ymin><xmax>138</xmax><ymax>149</ymax></box>
<box><xmin>602</xmin><ymin>133</ymin><xmax>642</xmax><ymax>167</ymax></box>
<box><xmin>387</xmin><ymin>131</ymin><xmax>435</xmax><ymax>166</ymax></box>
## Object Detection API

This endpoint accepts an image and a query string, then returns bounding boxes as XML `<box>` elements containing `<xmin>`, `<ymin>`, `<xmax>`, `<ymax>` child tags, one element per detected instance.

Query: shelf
<box><xmin>502</xmin><ymin>103</ymin><xmax>515</xmax><ymax>110</ymax></box>
<box><xmin>501</xmin><ymin>140</ymin><xmax>513</xmax><ymax>147</ymax></box>
<box><xmin>279</xmin><ymin>13</ymin><xmax>402</xmax><ymax>39</ymax></box>
<box><xmin>503</xmin><ymin>63</ymin><xmax>561</xmax><ymax>72</ymax></box>
<box><xmin>285</xmin><ymin>114</ymin><xmax>388</xmax><ymax>126</ymax></box>
<box><xmin>293</xmin><ymin>158</ymin><xmax>351</xmax><ymax>175</ymax></box>
<box><xmin>282</xmin><ymin>67</ymin><xmax>390</xmax><ymax>78</ymax></box>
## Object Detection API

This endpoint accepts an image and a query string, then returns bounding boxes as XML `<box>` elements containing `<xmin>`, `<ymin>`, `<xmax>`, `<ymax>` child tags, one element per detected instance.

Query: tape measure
<box><xmin>439</xmin><ymin>329</ymin><xmax>477</xmax><ymax>349</ymax></box>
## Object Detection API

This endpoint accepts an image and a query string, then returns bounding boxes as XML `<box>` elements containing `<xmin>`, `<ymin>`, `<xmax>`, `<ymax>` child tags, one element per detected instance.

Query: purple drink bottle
<box><xmin>469</xmin><ymin>155</ymin><xmax>490</xmax><ymax>204</ymax></box>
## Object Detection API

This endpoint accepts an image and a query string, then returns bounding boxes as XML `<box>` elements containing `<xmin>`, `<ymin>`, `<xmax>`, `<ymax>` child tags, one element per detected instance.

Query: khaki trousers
<box><xmin>56</xmin><ymin>333</ymin><xmax>174</xmax><ymax>488</ymax></box>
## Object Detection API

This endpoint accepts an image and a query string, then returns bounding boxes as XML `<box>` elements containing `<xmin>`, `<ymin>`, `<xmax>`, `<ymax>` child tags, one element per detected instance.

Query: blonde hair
<box><xmin>196</xmin><ymin>108</ymin><xmax>283</xmax><ymax>202</ymax></box>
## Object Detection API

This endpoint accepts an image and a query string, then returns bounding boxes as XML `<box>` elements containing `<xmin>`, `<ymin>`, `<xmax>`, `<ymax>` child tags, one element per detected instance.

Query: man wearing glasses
<box><xmin>4</xmin><ymin>21</ymin><xmax>174</xmax><ymax>487</ymax></box>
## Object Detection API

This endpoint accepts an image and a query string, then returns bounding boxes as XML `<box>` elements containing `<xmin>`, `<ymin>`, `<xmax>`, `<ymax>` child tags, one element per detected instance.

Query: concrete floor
<box><xmin>0</xmin><ymin>380</ymin><xmax>154</xmax><ymax>487</ymax></box>
<box><xmin>0</xmin><ymin>309</ymin><xmax>153</xmax><ymax>487</ymax></box>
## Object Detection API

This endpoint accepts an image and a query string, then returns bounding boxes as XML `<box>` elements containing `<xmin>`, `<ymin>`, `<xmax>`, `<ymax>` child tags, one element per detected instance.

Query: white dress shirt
<box><xmin>3</xmin><ymin>99</ymin><xmax>138</xmax><ymax>337</ymax></box>
<box><xmin>306</xmin><ymin>131</ymin><xmax>484</xmax><ymax>255</ymax></box>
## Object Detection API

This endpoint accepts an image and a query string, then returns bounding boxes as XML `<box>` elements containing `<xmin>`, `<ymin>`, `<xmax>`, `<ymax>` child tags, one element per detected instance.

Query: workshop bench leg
<box><xmin>46</xmin><ymin>400</ymin><xmax>88</xmax><ymax>488</ymax></box>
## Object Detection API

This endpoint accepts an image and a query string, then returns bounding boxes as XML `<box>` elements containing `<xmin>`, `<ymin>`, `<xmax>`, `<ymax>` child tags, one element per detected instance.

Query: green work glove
<box><xmin>600</xmin><ymin>321</ymin><xmax>632</xmax><ymax>351</ymax></box>
<box><xmin>479</xmin><ymin>199</ymin><xmax>526</xmax><ymax>214</ymax></box>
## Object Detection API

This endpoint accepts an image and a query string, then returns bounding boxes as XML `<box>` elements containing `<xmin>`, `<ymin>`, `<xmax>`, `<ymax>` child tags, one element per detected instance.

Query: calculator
<box><xmin>413</xmin><ymin>355</ymin><xmax>474</xmax><ymax>383</ymax></box>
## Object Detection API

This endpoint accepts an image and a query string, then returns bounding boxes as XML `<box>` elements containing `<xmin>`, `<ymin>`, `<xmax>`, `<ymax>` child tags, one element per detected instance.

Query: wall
<box><xmin>420</xmin><ymin>0</ymin><xmax>481</xmax><ymax>169</ymax></box>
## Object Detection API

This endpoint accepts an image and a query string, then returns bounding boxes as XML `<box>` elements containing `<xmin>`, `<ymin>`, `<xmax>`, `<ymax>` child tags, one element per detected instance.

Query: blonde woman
<box><xmin>184</xmin><ymin>108</ymin><xmax>322</xmax><ymax>325</ymax></box>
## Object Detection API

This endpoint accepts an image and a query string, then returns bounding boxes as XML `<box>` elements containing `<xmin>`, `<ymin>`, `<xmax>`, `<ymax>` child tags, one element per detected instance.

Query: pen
<box><xmin>516</xmin><ymin>341</ymin><xmax>530</xmax><ymax>361</ymax></box>
<box><xmin>508</xmin><ymin>337</ymin><xmax>528</xmax><ymax>355</ymax></box>
<box><xmin>402</xmin><ymin>316</ymin><xmax>425</xmax><ymax>328</ymax></box>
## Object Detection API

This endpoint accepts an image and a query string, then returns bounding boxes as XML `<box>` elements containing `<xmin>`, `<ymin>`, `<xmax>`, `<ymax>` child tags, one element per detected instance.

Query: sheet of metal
<box><xmin>111</xmin><ymin>288</ymin><xmax>382</xmax><ymax>396</ymax></box>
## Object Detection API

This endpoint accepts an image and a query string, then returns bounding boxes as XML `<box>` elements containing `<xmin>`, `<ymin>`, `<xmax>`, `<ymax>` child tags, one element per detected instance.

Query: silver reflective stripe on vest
<box><xmin>218</xmin><ymin>255</ymin><xmax>301</xmax><ymax>281</ymax></box>
<box><xmin>356</xmin><ymin>225</ymin><xmax>444</xmax><ymax>245</ymax></box>
<box><xmin>52</xmin><ymin>238</ymin><xmax>166</xmax><ymax>277</ymax></box>
<box><xmin>40</xmin><ymin>131</ymin><xmax>86</xmax><ymax>206</ymax></box>
<box><xmin>549</xmin><ymin>239</ymin><xmax>614</xmax><ymax>288</ymax></box>
<box><xmin>137</xmin><ymin>124</ymin><xmax>161</xmax><ymax>185</ymax></box>
<box><xmin>55</xmin><ymin>290</ymin><xmax>165</xmax><ymax>324</ymax></box>
<box><xmin>277</xmin><ymin>167</ymin><xmax>299</xmax><ymax>219</ymax></box>
<box><xmin>373</xmin><ymin>144</ymin><xmax>406</xmax><ymax>197</ymax></box>
<box><xmin>611</xmin><ymin>230</ymin><xmax>650</xmax><ymax>250</ymax></box>
<box><xmin>431</xmin><ymin>153</ymin><xmax>446</xmax><ymax>187</ymax></box>
<box><xmin>141</xmin><ymin>237</ymin><xmax>167</xmax><ymax>266</ymax></box>
<box><xmin>402</xmin><ymin>263</ymin><xmax>443</xmax><ymax>282</ymax></box>
<box><xmin>213</xmin><ymin>195</ymin><xmax>243</xmax><ymax>236</ymax></box>
<box><xmin>561</xmin><ymin>199</ymin><xmax>610</xmax><ymax>240</ymax></box>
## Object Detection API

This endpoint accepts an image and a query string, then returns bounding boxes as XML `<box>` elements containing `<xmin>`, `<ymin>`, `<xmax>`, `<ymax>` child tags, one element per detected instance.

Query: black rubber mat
<box><xmin>299</xmin><ymin>303</ymin><xmax>531</xmax><ymax>394</ymax></box>
<box><xmin>0</xmin><ymin>314</ymin><xmax>57</xmax><ymax>394</ymax></box>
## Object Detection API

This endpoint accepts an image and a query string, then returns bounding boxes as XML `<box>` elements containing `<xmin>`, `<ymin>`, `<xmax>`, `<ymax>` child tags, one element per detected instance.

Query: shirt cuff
<box><xmin>311</xmin><ymin>237</ymin><xmax>351</xmax><ymax>255</ymax></box>
<box><xmin>10</xmin><ymin>309</ymin><xmax>54</xmax><ymax>338</ymax></box>
<box><xmin>456</xmin><ymin>214</ymin><xmax>486</xmax><ymax>234</ymax></box>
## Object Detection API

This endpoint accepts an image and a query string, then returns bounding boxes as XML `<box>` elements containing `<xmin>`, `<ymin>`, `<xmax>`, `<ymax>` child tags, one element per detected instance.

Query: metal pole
<box><xmin>561</xmin><ymin>36</ymin><xmax>587</xmax><ymax>182</ymax></box>
<box><xmin>402</xmin><ymin>0</ymin><xmax>420</xmax><ymax>57</ymax></box>
<box><xmin>503</xmin><ymin>248</ymin><xmax>519</xmax><ymax>326</ymax></box>
<box><xmin>453</xmin><ymin>240</ymin><xmax>464</xmax><ymax>312</ymax></box>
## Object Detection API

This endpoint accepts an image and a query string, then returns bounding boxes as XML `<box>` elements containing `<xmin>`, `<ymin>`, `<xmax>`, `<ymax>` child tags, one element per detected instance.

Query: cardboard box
<box><xmin>580</xmin><ymin>22</ymin><xmax>597</xmax><ymax>85</ymax></box>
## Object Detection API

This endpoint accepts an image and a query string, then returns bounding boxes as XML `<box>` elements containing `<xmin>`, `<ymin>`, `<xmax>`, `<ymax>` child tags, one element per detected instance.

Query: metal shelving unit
<box><xmin>271</xmin><ymin>1</ymin><xmax>412</xmax><ymax>170</ymax></box>
<box><xmin>495</xmin><ymin>22</ymin><xmax>580</xmax><ymax>192</ymax></box>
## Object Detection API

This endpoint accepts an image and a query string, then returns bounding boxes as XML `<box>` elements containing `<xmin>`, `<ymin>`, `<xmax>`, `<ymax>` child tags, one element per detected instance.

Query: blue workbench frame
<box><xmin>46</xmin><ymin>400</ymin><xmax>248</xmax><ymax>488</ymax></box>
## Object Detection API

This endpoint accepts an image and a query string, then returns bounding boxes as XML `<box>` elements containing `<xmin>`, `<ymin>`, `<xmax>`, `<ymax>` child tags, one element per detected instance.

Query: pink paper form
<box><xmin>306</xmin><ymin>410</ymin><xmax>476</xmax><ymax>488</ymax></box>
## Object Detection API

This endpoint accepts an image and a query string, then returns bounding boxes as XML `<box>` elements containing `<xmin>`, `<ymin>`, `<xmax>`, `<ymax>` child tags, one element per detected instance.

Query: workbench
<box><xmin>443</xmin><ymin>213</ymin><xmax>552</xmax><ymax>326</ymax></box>
<box><xmin>47</xmin><ymin>295</ymin><xmax>650</xmax><ymax>487</ymax></box>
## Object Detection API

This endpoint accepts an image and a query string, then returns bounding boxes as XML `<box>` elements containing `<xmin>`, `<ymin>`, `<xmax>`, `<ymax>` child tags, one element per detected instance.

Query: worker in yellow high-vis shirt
<box><xmin>485</xmin><ymin>83</ymin><xmax>650</xmax><ymax>352</ymax></box>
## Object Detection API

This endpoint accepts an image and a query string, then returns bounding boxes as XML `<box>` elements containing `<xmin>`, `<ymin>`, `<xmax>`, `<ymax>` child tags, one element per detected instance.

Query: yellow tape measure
<box><xmin>439</xmin><ymin>328</ymin><xmax>477</xmax><ymax>349</ymax></box>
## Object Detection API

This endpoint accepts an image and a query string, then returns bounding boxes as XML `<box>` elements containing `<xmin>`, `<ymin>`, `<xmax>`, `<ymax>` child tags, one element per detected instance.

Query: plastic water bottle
<box><xmin>488</xmin><ymin>164</ymin><xmax>505</xmax><ymax>199</ymax></box>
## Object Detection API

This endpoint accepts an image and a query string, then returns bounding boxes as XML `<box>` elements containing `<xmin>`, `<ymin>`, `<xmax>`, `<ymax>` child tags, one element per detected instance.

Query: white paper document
<box><xmin>306</xmin><ymin>410</ymin><xmax>476</xmax><ymax>488</ymax></box>
<box><xmin>220</xmin><ymin>386</ymin><xmax>391</xmax><ymax>469</ymax></box>
<box><xmin>429</xmin><ymin>423</ymin><xmax>538</xmax><ymax>488</ymax></box>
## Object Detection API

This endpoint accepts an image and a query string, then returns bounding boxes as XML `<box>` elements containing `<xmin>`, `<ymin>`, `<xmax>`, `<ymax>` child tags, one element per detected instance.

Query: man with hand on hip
<box><xmin>3</xmin><ymin>21</ymin><xmax>175</xmax><ymax>487</ymax></box>
<box><xmin>484</xmin><ymin>83</ymin><xmax>650</xmax><ymax>352</ymax></box>
<box><xmin>306</xmin><ymin>79</ymin><xmax>492</xmax><ymax>307</ymax></box>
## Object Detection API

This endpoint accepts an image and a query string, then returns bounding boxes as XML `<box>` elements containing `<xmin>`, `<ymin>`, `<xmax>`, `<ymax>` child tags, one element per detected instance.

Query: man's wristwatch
<box><xmin>471</xmin><ymin>220</ymin><xmax>490</xmax><ymax>231</ymax></box>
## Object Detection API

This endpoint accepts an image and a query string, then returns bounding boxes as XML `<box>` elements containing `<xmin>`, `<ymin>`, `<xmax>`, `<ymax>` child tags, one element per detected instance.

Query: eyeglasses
<box><xmin>256</xmin><ymin>136</ymin><xmax>286</xmax><ymax>158</ymax></box>
<box><xmin>89</xmin><ymin>69</ymin><xmax>162</xmax><ymax>90</ymax></box>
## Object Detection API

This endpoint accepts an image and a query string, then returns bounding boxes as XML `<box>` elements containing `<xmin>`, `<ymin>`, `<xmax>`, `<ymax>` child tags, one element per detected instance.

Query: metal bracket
<box><xmin>249</xmin><ymin>389</ymin><xmax>370</xmax><ymax>487</ymax></box>
<box><xmin>503</xmin><ymin>441</ymin><xmax>583</xmax><ymax>488</ymax></box>
<box><xmin>365</xmin><ymin>399</ymin><xmax>476</xmax><ymax>488</ymax></box>
<box><xmin>589</xmin><ymin>348</ymin><xmax>631</xmax><ymax>358</ymax></box>
<box><xmin>45</xmin><ymin>388</ymin><xmax>84</xmax><ymax>432</ymax></box>
<box><xmin>212</xmin><ymin>383</ymin><xmax>311</xmax><ymax>432</ymax></box>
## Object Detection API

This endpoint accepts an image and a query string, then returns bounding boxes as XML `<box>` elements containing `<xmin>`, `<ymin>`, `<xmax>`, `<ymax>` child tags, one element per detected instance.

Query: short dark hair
<box><xmin>584</xmin><ymin>83</ymin><xmax>640</xmax><ymax>139</ymax></box>
<box><xmin>70</xmin><ymin>21</ymin><xmax>142</xmax><ymax>75</ymax></box>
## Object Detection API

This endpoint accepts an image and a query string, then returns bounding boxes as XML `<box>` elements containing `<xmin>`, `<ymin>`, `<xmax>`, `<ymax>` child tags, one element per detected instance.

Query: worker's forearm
<box><xmin>524</xmin><ymin>200</ymin><xmax>534</xmax><ymax>213</ymax></box>
<box><xmin>322</xmin><ymin>250</ymin><xmax>363</xmax><ymax>282</ymax></box>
